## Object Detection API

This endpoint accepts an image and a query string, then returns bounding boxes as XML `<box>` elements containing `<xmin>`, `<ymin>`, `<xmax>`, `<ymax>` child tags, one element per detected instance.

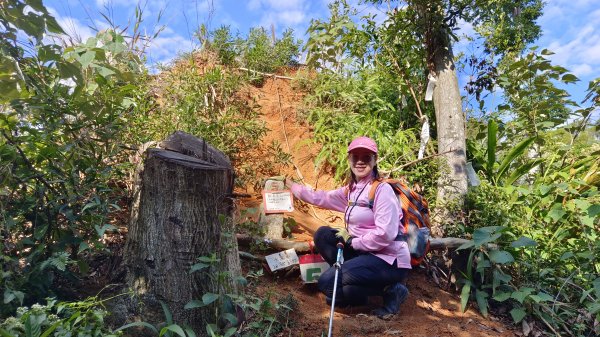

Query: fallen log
<box><xmin>236</xmin><ymin>234</ymin><xmax>471</xmax><ymax>253</ymax></box>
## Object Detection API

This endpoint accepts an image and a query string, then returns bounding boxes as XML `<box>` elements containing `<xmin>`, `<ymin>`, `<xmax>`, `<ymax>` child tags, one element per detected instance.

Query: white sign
<box><xmin>265</xmin><ymin>248</ymin><xmax>299</xmax><ymax>271</ymax></box>
<box><xmin>263</xmin><ymin>190</ymin><xmax>294</xmax><ymax>213</ymax></box>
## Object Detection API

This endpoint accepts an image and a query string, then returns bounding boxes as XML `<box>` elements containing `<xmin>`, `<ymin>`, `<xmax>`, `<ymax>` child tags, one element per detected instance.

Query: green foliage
<box><xmin>0</xmin><ymin>297</ymin><xmax>122</xmax><ymax>337</ymax></box>
<box><xmin>462</xmin><ymin>154</ymin><xmax>599</xmax><ymax>335</ymax></box>
<box><xmin>497</xmin><ymin>49</ymin><xmax>576</xmax><ymax>138</ymax></box>
<box><xmin>1</xmin><ymin>1</ymin><xmax>148</xmax><ymax>312</ymax></box>
<box><xmin>240</xmin><ymin>27</ymin><xmax>301</xmax><ymax>74</ymax></box>
<box><xmin>472</xmin><ymin>0</ymin><xmax>544</xmax><ymax>56</ymax></box>
<box><xmin>203</xmin><ymin>25</ymin><xmax>302</xmax><ymax>84</ymax></box>
<box><xmin>467</xmin><ymin>119</ymin><xmax>540</xmax><ymax>186</ymax></box>
<box><xmin>186</xmin><ymin>248</ymin><xmax>298</xmax><ymax>336</ymax></box>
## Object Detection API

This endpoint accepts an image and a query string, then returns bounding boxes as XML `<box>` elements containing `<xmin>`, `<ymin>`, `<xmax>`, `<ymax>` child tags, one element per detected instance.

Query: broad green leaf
<box><xmin>45</xmin><ymin>16</ymin><xmax>65</xmax><ymax>34</ymax></box>
<box><xmin>573</xmin><ymin>199</ymin><xmax>591</xmax><ymax>211</ymax></box>
<box><xmin>475</xmin><ymin>289</ymin><xmax>489</xmax><ymax>317</ymax></box>
<box><xmin>25</xmin><ymin>0</ymin><xmax>45</xmax><ymax>11</ymax></box>
<box><xmin>456</xmin><ymin>240</ymin><xmax>474</xmax><ymax>250</ymax></box>
<box><xmin>505</xmin><ymin>159</ymin><xmax>542</xmax><ymax>186</ymax></box>
<box><xmin>78</xmin><ymin>51</ymin><xmax>95</xmax><ymax>68</ymax></box>
<box><xmin>493</xmin><ymin>269</ymin><xmax>512</xmax><ymax>283</ymax></box>
<box><xmin>3</xmin><ymin>290</ymin><xmax>15</xmax><ymax>304</ymax></box>
<box><xmin>222</xmin><ymin>312</ymin><xmax>238</xmax><ymax>325</ymax></box>
<box><xmin>25</xmin><ymin>313</ymin><xmax>43</xmax><ymax>337</ymax></box>
<box><xmin>40</xmin><ymin>321</ymin><xmax>61</xmax><ymax>337</ymax></box>
<box><xmin>588</xmin><ymin>204</ymin><xmax>600</xmax><ymax>218</ymax></box>
<box><xmin>190</xmin><ymin>263</ymin><xmax>209</xmax><ymax>273</ymax></box>
<box><xmin>497</xmin><ymin>137</ymin><xmax>536</xmax><ymax>181</ymax></box>
<box><xmin>460</xmin><ymin>283</ymin><xmax>471</xmax><ymax>312</ymax></box>
<box><xmin>78</xmin><ymin>241</ymin><xmax>90</xmax><ymax>254</ymax></box>
<box><xmin>183</xmin><ymin>326</ymin><xmax>197</xmax><ymax>337</ymax></box>
<box><xmin>561</xmin><ymin>74</ymin><xmax>579</xmax><ymax>83</ymax></box>
<box><xmin>531</xmin><ymin>292</ymin><xmax>553</xmax><ymax>303</ymax></box>
<box><xmin>94</xmin><ymin>224</ymin><xmax>117</xmax><ymax>237</ymax></box>
<box><xmin>511</xmin><ymin>236</ymin><xmax>537</xmax><ymax>248</ymax></box>
<box><xmin>587</xmin><ymin>302</ymin><xmax>600</xmax><ymax>315</ymax></box>
<box><xmin>510</xmin><ymin>307</ymin><xmax>527</xmax><ymax>323</ymax></box>
<box><xmin>473</xmin><ymin>227</ymin><xmax>504</xmax><ymax>246</ymax></box>
<box><xmin>97</xmin><ymin>66</ymin><xmax>116</xmax><ymax>77</ymax></box>
<box><xmin>579</xmin><ymin>214</ymin><xmax>595</xmax><ymax>227</ymax></box>
<box><xmin>206</xmin><ymin>324</ymin><xmax>218</xmax><ymax>336</ymax></box>
<box><xmin>160</xmin><ymin>325</ymin><xmax>186</xmax><ymax>337</ymax></box>
<box><xmin>33</xmin><ymin>224</ymin><xmax>48</xmax><ymax>240</ymax></box>
<box><xmin>538</xmin><ymin>185</ymin><xmax>552</xmax><ymax>196</ymax></box>
<box><xmin>511</xmin><ymin>288</ymin><xmax>534</xmax><ymax>304</ymax></box>
<box><xmin>184</xmin><ymin>300</ymin><xmax>204</xmax><ymax>309</ymax></box>
<box><xmin>560</xmin><ymin>252</ymin><xmax>574</xmax><ymax>260</ymax></box>
<box><xmin>57</xmin><ymin>61</ymin><xmax>81</xmax><ymax>80</ymax></box>
<box><xmin>547</xmin><ymin>207</ymin><xmax>566</xmax><ymax>221</ymax></box>
<box><xmin>197</xmin><ymin>255</ymin><xmax>219</xmax><ymax>263</ymax></box>
<box><xmin>202</xmin><ymin>292</ymin><xmax>219</xmax><ymax>305</ymax></box>
<box><xmin>160</xmin><ymin>300</ymin><xmax>173</xmax><ymax>324</ymax></box>
<box><xmin>493</xmin><ymin>291</ymin><xmax>511</xmax><ymax>302</ymax></box>
<box><xmin>37</xmin><ymin>45</ymin><xmax>61</xmax><ymax>62</ymax></box>
<box><xmin>489</xmin><ymin>250</ymin><xmax>514</xmax><ymax>264</ymax></box>
<box><xmin>540</xmin><ymin>49</ymin><xmax>555</xmax><ymax>55</ymax></box>
<box><xmin>224</xmin><ymin>327</ymin><xmax>237</xmax><ymax>337</ymax></box>
<box><xmin>115</xmin><ymin>322</ymin><xmax>159</xmax><ymax>334</ymax></box>
<box><xmin>0</xmin><ymin>328</ymin><xmax>13</xmax><ymax>337</ymax></box>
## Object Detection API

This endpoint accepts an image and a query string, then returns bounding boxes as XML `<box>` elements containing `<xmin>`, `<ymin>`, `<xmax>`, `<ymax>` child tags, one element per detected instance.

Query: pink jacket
<box><xmin>290</xmin><ymin>177</ymin><xmax>411</xmax><ymax>269</ymax></box>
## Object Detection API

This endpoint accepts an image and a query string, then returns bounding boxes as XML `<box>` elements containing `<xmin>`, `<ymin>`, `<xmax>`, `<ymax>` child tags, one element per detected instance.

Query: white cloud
<box><xmin>571</xmin><ymin>63</ymin><xmax>593</xmax><ymax>76</ymax></box>
<box><xmin>545</xmin><ymin>23</ymin><xmax>600</xmax><ymax>69</ymax></box>
<box><xmin>247</xmin><ymin>0</ymin><xmax>303</xmax><ymax>11</ymax></box>
<box><xmin>47</xmin><ymin>7</ymin><xmax>96</xmax><ymax>43</ymax></box>
<box><xmin>95</xmin><ymin>0</ymin><xmax>139</xmax><ymax>8</ymax></box>
<box><xmin>243</xmin><ymin>0</ymin><xmax>312</xmax><ymax>39</ymax></box>
<box><xmin>146</xmin><ymin>32</ymin><xmax>195</xmax><ymax>65</ymax></box>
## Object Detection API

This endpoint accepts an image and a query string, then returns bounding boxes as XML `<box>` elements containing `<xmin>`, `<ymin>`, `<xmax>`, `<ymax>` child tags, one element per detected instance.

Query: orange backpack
<box><xmin>346</xmin><ymin>178</ymin><xmax>431</xmax><ymax>266</ymax></box>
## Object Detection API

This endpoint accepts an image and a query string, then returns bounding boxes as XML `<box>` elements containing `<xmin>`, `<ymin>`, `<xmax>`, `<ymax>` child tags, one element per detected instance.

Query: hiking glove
<box><xmin>335</xmin><ymin>228</ymin><xmax>353</xmax><ymax>247</ymax></box>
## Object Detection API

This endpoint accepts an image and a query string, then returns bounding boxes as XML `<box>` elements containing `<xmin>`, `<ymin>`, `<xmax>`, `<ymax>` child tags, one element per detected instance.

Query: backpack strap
<box><xmin>346</xmin><ymin>179</ymin><xmax>382</xmax><ymax>209</ymax></box>
<box><xmin>366</xmin><ymin>179</ymin><xmax>383</xmax><ymax>209</ymax></box>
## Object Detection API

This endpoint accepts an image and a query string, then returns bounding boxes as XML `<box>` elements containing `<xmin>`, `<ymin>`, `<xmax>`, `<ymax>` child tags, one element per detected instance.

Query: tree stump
<box><xmin>124</xmin><ymin>131</ymin><xmax>241</xmax><ymax>333</ymax></box>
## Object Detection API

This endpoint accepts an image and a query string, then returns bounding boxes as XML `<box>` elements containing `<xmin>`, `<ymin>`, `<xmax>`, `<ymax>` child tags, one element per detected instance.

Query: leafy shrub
<box><xmin>1</xmin><ymin>2</ymin><xmax>148</xmax><ymax>311</ymax></box>
<box><xmin>459</xmin><ymin>161</ymin><xmax>600</xmax><ymax>336</ymax></box>
<box><xmin>0</xmin><ymin>298</ymin><xmax>121</xmax><ymax>337</ymax></box>
<box><xmin>238</xmin><ymin>27</ymin><xmax>302</xmax><ymax>75</ymax></box>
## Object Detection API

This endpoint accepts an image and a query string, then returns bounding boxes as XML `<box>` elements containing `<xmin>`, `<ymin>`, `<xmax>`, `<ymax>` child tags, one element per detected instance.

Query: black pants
<box><xmin>314</xmin><ymin>226</ymin><xmax>409</xmax><ymax>305</ymax></box>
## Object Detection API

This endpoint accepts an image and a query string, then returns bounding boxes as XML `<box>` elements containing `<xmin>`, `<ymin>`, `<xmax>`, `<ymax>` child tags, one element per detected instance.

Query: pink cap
<box><xmin>347</xmin><ymin>136</ymin><xmax>378</xmax><ymax>154</ymax></box>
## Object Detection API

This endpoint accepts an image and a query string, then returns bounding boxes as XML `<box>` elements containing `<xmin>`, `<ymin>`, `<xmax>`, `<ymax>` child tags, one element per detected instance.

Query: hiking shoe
<box><xmin>371</xmin><ymin>283</ymin><xmax>409</xmax><ymax>319</ymax></box>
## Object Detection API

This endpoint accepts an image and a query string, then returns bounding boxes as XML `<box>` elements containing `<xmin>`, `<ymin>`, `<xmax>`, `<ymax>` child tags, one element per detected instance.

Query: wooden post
<box><xmin>124</xmin><ymin>131</ymin><xmax>241</xmax><ymax>333</ymax></box>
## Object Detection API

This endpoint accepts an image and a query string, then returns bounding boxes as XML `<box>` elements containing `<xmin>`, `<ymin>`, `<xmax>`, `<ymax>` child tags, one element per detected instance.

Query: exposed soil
<box><xmin>232</xmin><ymin>74</ymin><xmax>519</xmax><ymax>337</ymax></box>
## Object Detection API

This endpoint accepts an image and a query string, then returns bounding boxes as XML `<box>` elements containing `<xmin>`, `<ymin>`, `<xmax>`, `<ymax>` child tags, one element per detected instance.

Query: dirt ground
<box><xmin>232</xmin><ymin>74</ymin><xmax>519</xmax><ymax>337</ymax></box>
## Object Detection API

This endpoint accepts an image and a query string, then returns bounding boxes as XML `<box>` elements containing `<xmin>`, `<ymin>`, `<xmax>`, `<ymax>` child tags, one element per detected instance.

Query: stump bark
<box><xmin>124</xmin><ymin>132</ymin><xmax>241</xmax><ymax>333</ymax></box>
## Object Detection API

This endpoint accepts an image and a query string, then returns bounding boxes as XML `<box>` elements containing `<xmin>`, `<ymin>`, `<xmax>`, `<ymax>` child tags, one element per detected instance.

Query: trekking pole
<box><xmin>327</xmin><ymin>242</ymin><xmax>344</xmax><ymax>337</ymax></box>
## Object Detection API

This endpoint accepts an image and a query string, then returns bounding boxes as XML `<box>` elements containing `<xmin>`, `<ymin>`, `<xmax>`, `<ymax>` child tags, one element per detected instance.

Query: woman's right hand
<box><xmin>285</xmin><ymin>178</ymin><xmax>295</xmax><ymax>189</ymax></box>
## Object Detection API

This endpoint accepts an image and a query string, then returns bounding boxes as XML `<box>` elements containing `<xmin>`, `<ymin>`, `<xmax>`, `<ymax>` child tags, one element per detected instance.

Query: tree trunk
<box><xmin>431</xmin><ymin>40</ymin><xmax>468</xmax><ymax>237</ymax></box>
<box><xmin>124</xmin><ymin>132</ymin><xmax>240</xmax><ymax>333</ymax></box>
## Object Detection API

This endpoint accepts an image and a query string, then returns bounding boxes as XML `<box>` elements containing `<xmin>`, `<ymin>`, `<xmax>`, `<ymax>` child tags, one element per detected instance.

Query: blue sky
<box><xmin>44</xmin><ymin>0</ymin><xmax>599</xmax><ymax>112</ymax></box>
